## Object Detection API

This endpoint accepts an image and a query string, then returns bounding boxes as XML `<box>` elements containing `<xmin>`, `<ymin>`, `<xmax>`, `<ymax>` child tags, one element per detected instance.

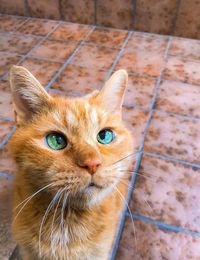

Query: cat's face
<box><xmin>10</xmin><ymin>66</ymin><xmax>133</xmax><ymax>208</ymax></box>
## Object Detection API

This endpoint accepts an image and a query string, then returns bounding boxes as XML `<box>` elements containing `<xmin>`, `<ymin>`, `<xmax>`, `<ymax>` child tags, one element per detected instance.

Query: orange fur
<box><xmin>9</xmin><ymin>66</ymin><xmax>134</xmax><ymax>260</ymax></box>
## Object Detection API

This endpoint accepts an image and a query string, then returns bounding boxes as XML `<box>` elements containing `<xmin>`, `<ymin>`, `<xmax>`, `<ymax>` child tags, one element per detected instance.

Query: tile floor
<box><xmin>0</xmin><ymin>14</ymin><xmax>200</xmax><ymax>260</ymax></box>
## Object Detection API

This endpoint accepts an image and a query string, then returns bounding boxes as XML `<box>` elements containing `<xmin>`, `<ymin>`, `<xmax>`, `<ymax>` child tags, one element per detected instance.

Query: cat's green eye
<box><xmin>97</xmin><ymin>129</ymin><xmax>115</xmax><ymax>145</ymax></box>
<box><xmin>46</xmin><ymin>133</ymin><xmax>67</xmax><ymax>150</ymax></box>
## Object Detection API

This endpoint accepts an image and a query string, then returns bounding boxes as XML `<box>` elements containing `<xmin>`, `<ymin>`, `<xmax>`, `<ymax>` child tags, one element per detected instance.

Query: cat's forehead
<box><xmin>50</xmin><ymin>97</ymin><xmax>107</xmax><ymax>131</ymax></box>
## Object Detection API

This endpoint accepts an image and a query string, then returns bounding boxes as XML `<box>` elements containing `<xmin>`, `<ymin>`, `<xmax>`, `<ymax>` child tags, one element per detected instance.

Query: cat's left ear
<box><xmin>10</xmin><ymin>65</ymin><xmax>51</xmax><ymax>124</ymax></box>
<box><xmin>93</xmin><ymin>70</ymin><xmax>128</xmax><ymax>115</ymax></box>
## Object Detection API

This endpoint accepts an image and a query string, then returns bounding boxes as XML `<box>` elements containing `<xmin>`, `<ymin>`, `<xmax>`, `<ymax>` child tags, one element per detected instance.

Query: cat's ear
<box><xmin>10</xmin><ymin>65</ymin><xmax>51</xmax><ymax>124</ymax></box>
<box><xmin>94</xmin><ymin>70</ymin><xmax>128</xmax><ymax>114</ymax></box>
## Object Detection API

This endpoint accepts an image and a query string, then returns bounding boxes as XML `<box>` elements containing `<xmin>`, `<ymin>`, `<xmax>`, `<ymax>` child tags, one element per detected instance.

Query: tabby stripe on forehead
<box><xmin>90</xmin><ymin>108</ymin><xmax>98</xmax><ymax>126</ymax></box>
<box><xmin>66</xmin><ymin>110</ymin><xmax>77</xmax><ymax>127</ymax></box>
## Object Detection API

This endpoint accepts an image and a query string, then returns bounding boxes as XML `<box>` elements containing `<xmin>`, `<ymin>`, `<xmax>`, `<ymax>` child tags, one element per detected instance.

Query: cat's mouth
<box><xmin>87</xmin><ymin>182</ymin><xmax>103</xmax><ymax>189</ymax></box>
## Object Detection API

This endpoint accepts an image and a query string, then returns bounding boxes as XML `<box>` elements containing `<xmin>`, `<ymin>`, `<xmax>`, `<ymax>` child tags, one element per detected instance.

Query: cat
<box><xmin>9</xmin><ymin>66</ymin><xmax>134</xmax><ymax>260</ymax></box>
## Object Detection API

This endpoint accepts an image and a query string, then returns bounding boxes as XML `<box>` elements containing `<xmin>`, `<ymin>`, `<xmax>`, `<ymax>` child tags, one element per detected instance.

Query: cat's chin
<box><xmin>77</xmin><ymin>183</ymin><xmax>114</xmax><ymax>208</ymax></box>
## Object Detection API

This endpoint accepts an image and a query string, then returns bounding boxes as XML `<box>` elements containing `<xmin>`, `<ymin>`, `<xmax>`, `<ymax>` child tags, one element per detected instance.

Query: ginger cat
<box><xmin>9</xmin><ymin>66</ymin><xmax>134</xmax><ymax>260</ymax></box>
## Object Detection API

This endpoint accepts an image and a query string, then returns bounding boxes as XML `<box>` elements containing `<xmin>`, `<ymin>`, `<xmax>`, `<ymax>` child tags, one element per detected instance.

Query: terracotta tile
<box><xmin>175</xmin><ymin>0</ymin><xmax>200</xmax><ymax>39</ymax></box>
<box><xmin>20</xmin><ymin>57</ymin><xmax>62</xmax><ymax>86</ymax></box>
<box><xmin>71</xmin><ymin>44</ymin><xmax>119</xmax><ymax>70</ymax></box>
<box><xmin>0</xmin><ymin>52</ymin><xmax>21</xmax><ymax>77</ymax></box>
<box><xmin>0</xmin><ymin>0</ymin><xmax>25</xmax><ymax>16</ymax></box>
<box><xmin>163</xmin><ymin>56</ymin><xmax>200</xmax><ymax>86</ymax></box>
<box><xmin>169</xmin><ymin>38</ymin><xmax>200</xmax><ymax>61</ymax></box>
<box><xmin>0</xmin><ymin>81</ymin><xmax>14</xmax><ymax>120</ymax></box>
<box><xmin>156</xmin><ymin>80</ymin><xmax>200</xmax><ymax>118</ymax></box>
<box><xmin>117</xmin><ymin>217</ymin><xmax>200</xmax><ymax>259</ymax></box>
<box><xmin>49</xmin><ymin>23</ymin><xmax>91</xmax><ymax>42</ymax></box>
<box><xmin>18</xmin><ymin>18</ymin><xmax>59</xmax><ymax>36</ymax></box>
<box><xmin>122</xmin><ymin>107</ymin><xmax>149</xmax><ymax>150</ymax></box>
<box><xmin>96</xmin><ymin>0</ymin><xmax>134</xmax><ymax>30</ymax></box>
<box><xmin>116</xmin><ymin>49</ymin><xmax>164</xmax><ymax>77</ymax></box>
<box><xmin>0</xmin><ymin>33</ymin><xmax>40</xmax><ymax>55</ymax></box>
<box><xmin>144</xmin><ymin>111</ymin><xmax>200</xmax><ymax>164</ymax></box>
<box><xmin>27</xmin><ymin>0</ymin><xmax>60</xmax><ymax>20</ymax></box>
<box><xmin>0</xmin><ymin>15</ymin><xmax>27</xmax><ymax>33</ymax></box>
<box><xmin>130</xmin><ymin>154</ymin><xmax>200</xmax><ymax>232</ymax></box>
<box><xmin>135</xmin><ymin>0</ymin><xmax>178</xmax><ymax>35</ymax></box>
<box><xmin>86</xmin><ymin>27</ymin><xmax>128</xmax><ymax>48</ymax></box>
<box><xmin>0</xmin><ymin>177</ymin><xmax>15</xmax><ymax>259</ymax></box>
<box><xmin>51</xmin><ymin>64</ymin><xmax>107</xmax><ymax>96</ymax></box>
<box><xmin>126</xmin><ymin>32</ymin><xmax>168</xmax><ymax>53</ymax></box>
<box><xmin>29</xmin><ymin>39</ymin><xmax>78</xmax><ymax>63</ymax></box>
<box><xmin>60</xmin><ymin>0</ymin><xmax>95</xmax><ymax>24</ymax></box>
<box><xmin>124</xmin><ymin>74</ymin><xmax>157</xmax><ymax>108</ymax></box>
<box><xmin>0</xmin><ymin>144</ymin><xmax>15</xmax><ymax>176</ymax></box>
<box><xmin>0</xmin><ymin>120</ymin><xmax>15</xmax><ymax>145</ymax></box>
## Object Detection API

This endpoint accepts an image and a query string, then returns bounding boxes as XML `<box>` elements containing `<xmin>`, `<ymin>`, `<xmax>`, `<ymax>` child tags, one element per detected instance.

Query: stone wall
<box><xmin>0</xmin><ymin>0</ymin><xmax>199</xmax><ymax>39</ymax></box>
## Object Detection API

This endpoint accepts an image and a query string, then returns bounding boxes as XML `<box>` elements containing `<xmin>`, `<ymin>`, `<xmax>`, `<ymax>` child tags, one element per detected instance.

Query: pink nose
<box><xmin>80</xmin><ymin>158</ymin><xmax>102</xmax><ymax>175</ymax></box>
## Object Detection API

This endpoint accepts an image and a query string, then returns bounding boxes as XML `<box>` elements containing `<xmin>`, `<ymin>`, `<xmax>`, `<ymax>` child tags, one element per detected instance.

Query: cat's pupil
<box><xmin>99</xmin><ymin>131</ymin><xmax>106</xmax><ymax>139</ymax></box>
<box><xmin>56</xmin><ymin>136</ymin><xmax>63</xmax><ymax>144</ymax></box>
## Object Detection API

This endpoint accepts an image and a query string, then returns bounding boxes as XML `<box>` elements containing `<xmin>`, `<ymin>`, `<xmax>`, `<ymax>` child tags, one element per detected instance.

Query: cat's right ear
<box><xmin>10</xmin><ymin>65</ymin><xmax>51</xmax><ymax>124</ymax></box>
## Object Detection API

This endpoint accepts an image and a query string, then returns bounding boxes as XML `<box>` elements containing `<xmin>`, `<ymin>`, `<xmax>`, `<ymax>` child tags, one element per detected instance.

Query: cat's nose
<box><xmin>80</xmin><ymin>158</ymin><xmax>102</xmax><ymax>175</ymax></box>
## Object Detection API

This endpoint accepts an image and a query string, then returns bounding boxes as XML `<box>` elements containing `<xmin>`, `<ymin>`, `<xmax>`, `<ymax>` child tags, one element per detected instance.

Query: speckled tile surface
<box><xmin>0</xmin><ymin>177</ymin><xmax>15</xmax><ymax>260</ymax></box>
<box><xmin>51</xmin><ymin>64</ymin><xmax>107</xmax><ymax>95</ymax></box>
<box><xmin>29</xmin><ymin>39</ymin><xmax>78</xmax><ymax>62</ymax></box>
<box><xmin>117</xmin><ymin>217</ymin><xmax>200</xmax><ymax>260</ymax></box>
<box><xmin>124</xmin><ymin>74</ymin><xmax>157</xmax><ymax>108</ymax></box>
<box><xmin>0</xmin><ymin>15</ymin><xmax>27</xmax><ymax>32</ymax></box>
<box><xmin>122</xmin><ymin>108</ymin><xmax>149</xmax><ymax>150</ymax></box>
<box><xmin>126</xmin><ymin>32</ymin><xmax>168</xmax><ymax>53</ymax></box>
<box><xmin>71</xmin><ymin>44</ymin><xmax>119</xmax><ymax>70</ymax></box>
<box><xmin>156</xmin><ymin>80</ymin><xmax>200</xmax><ymax>118</ymax></box>
<box><xmin>116</xmin><ymin>49</ymin><xmax>164</xmax><ymax>77</ymax></box>
<box><xmin>86</xmin><ymin>27</ymin><xmax>128</xmax><ymax>48</ymax></box>
<box><xmin>0</xmin><ymin>80</ymin><xmax>13</xmax><ymax>120</ymax></box>
<box><xmin>19</xmin><ymin>57</ymin><xmax>62</xmax><ymax>86</ymax></box>
<box><xmin>144</xmin><ymin>111</ymin><xmax>200</xmax><ymax>164</ymax></box>
<box><xmin>17</xmin><ymin>18</ymin><xmax>59</xmax><ymax>36</ymax></box>
<box><xmin>0</xmin><ymin>51</ymin><xmax>21</xmax><ymax>77</ymax></box>
<box><xmin>49</xmin><ymin>23</ymin><xmax>92</xmax><ymax>42</ymax></box>
<box><xmin>0</xmin><ymin>14</ymin><xmax>200</xmax><ymax>260</ymax></box>
<box><xmin>130</xmin><ymin>154</ymin><xmax>200</xmax><ymax>232</ymax></box>
<box><xmin>0</xmin><ymin>120</ymin><xmax>15</xmax><ymax>144</ymax></box>
<box><xmin>163</xmin><ymin>56</ymin><xmax>200</xmax><ymax>86</ymax></box>
<box><xmin>0</xmin><ymin>33</ymin><xmax>40</xmax><ymax>55</ymax></box>
<box><xmin>169</xmin><ymin>38</ymin><xmax>200</xmax><ymax>61</ymax></box>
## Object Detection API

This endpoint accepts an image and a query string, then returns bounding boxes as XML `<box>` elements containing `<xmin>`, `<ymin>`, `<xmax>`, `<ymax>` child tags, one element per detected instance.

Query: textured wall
<box><xmin>0</xmin><ymin>0</ymin><xmax>199</xmax><ymax>39</ymax></box>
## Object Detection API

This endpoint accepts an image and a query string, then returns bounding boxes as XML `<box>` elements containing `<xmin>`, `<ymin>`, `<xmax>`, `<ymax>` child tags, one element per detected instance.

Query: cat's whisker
<box><xmin>38</xmin><ymin>189</ymin><xmax>62</xmax><ymax>257</ymax></box>
<box><xmin>50</xmin><ymin>187</ymin><xmax>66</xmax><ymax>256</ymax></box>
<box><xmin>144</xmin><ymin>196</ymin><xmax>153</xmax><ymax>213</ymax></box>
<box><xmin>13</xmin><ymin>183</ymin><xmax>54</xmax><ymax>223</ymax></box>
<box><xmin>108</xmin><ymin>151</ymin><xmax>139</xmax><ymax>168</ymax></box>
<box><xmin>14</xmin><ymin>183</ymin><xmax>54</xmax><ymax>211</ymax></box>
<box><xmin>119</xmin><ymin>170</ymin><xmax>159</xmax><ymax>182</ymax></box>
<box><xmin>113</xmin><ymin>186</ymin><xmax>137</xmax><ymax>251</ymax></box>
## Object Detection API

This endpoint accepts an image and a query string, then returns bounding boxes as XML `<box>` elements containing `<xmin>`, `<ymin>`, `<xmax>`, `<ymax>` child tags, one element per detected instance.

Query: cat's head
<box><xmin>10</xmin><ymin>66</ymin><xmax>134</xmax><ymax>208</ymax></box>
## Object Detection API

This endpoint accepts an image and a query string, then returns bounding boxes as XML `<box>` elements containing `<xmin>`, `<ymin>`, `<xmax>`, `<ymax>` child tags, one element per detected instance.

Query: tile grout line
<box><xmin>144</xmin><ymin>151</ymin><xmax>200</xmax><ymax>169</ymax></box>
<box><xmin>2</xmin><ymin>21</ymin><xmax>62</xmax><ymax>80</ymax></box>
<box><xmin>153</xmin><ymin>108</ymin><xmax>200</xmax><ymax>122</ymax></box>
<box><xmin>45</xmin><ymin>25</ymin><xmax>96</xmax><ymax>91</ymax></box>
<box><xmin>13</xmin><ymin>17</ymin><xmax>31</xmax><ymax>32</ymax></box>
<box><xmin>126</xmin><ymin>212</ymin><xmax>200</xmax><ymax>238</ymax></box>
<box><xmin>103</xmin><ymin>31</ymin><xmax>133</xmax><ymax>82</ymax></box>
<box><xmin>0</xmin><ymin>126</ymin><xmax>16</xmax><ymax>149</ymax></box>
<box><xmin>110</xmin><ymin>36</ymin><xmax>172</xmax><ymax>260</ymax></box>
<box><xmin>110</xmin><ymin>152</ymin><xmax>143</xmax><ymax>260</ymax></box>
<box><xmin>0</xmin><ymin>172</ymin><xmax>14</xmax><ymax>179</ymax></box>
